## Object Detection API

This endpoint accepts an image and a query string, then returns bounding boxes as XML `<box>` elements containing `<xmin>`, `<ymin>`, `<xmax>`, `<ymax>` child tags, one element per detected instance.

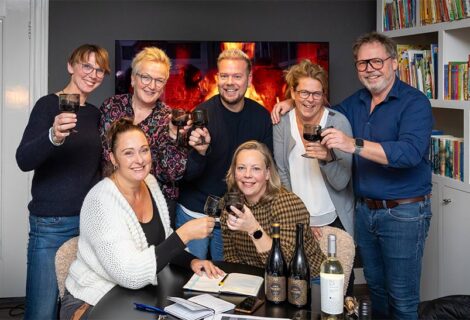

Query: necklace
<box><xmin>112</xmin><ymin>173</ymin><xmax>142</xmax><ymax>207</ymax></box>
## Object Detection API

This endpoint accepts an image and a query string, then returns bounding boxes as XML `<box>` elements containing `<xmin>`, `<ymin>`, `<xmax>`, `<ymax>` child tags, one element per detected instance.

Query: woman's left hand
<box><xmin>190</xmin><ymin>259</ymin><xmax>224</xmax><ymax>278</ymax></box>
<box><xmin>226</xmin><ymin>205</ymin><xmax>258</xmax><ymax>233</ymax></box>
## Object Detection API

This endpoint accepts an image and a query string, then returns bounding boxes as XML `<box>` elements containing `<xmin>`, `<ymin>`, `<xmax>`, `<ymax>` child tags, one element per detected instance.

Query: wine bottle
<box><xmin>288</xmin><ymin>223</ymin><xmax>310</xmax><ymax>307</ymax></box>
<box><xmin>320</xmin><ymin>234</ymin><xmax>344</xmax><ymax>319</ymax></box>
<box><xmin>265</xmin><ymin>223</ymin><xmax>287</xmax><ymax>304</ymax></box>
<box><xmin>358</xmin><ymin>298</ymin><xmax>371</xmax><ymax>320</ymax></box>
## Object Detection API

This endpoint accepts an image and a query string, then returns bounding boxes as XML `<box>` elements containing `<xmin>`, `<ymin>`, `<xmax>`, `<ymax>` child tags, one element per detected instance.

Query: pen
<box><xmin>134</xmin><ymin>302</ymin><xmax>167</xmax><ymax>314</ymax></box>
<box><xmin>218</xmin><ymin>274</ymin><xmax>229</xmax><ymax>286</ymax></box>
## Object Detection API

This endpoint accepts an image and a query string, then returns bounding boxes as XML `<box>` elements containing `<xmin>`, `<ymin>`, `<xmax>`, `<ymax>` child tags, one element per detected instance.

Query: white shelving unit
<box><xmin>377</xmin><ymin>1</ymin><xmax>470</xmax><ymax>301</ymax></box>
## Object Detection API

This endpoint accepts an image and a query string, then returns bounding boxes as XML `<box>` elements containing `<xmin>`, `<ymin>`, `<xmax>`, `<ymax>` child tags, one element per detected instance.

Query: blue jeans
<box><xmin>355</xmin><ymin>198</ymin><xmax>431</xmax><ymax>320</ymax></box>
<box><xmin>175</xmin><ymin>204</ymin><xmax>224</xmax><ymax>261</ymax></box>
<box><xmin>25</xmin><ymin>215</ymin><xmax>80</xmax><ymax>320</ymax></box>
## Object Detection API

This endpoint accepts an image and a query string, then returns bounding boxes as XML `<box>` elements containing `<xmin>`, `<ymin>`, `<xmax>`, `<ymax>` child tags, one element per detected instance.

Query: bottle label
<box><xmin>265</xmin><ymin>275</ymin><xmax>286</xmax><ymax>302</ymax></box>
<box><xmin>320</xmin><ymin>273</ymin><xmax>344</xmax><ymax>314</ymax></box>
<box><xmin>288</xmin><ymin>278</ymin><xmax>308</xmax><ymax>306</ymax></box>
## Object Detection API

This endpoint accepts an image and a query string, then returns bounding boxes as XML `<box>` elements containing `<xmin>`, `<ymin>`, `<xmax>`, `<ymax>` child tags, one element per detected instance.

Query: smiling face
<box><xmin>131</xmin><ymin>61</ymin><xmax>168</xmax><ymax>109</ymax></box>
<box><xmin>356</xmin><ymin>41</ymin><xmax>397</xmax><ymax>97</ymax></box>
<box><xmin>234</xmin><ymin>149</ymin><xmax>270</xmax><ymax>204</ymax></box>
<box><xmin>291</xmin><ymin>77</ymin><xmax>325</xmax><ymax>123</ymax></box>
<box><xmin>217</xmin><ymin>59</ymin><xmax>252</xmax><ymax>111</ymax></box>
<box><xmin>67</xmin><ymin>52</ymin><xmax>104</xmax><ymax>95</ymax></box>
<box><xmin>110</xmin><ymin>129</ymin><xmax>152</xmax><ymax>184</ymax></box>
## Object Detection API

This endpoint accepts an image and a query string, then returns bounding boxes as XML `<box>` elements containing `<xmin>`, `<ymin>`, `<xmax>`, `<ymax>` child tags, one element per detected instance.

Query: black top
<box><xmin>140</xmin><ymin>191</ymin><xmax>195</xmax><ymax>272</ymax></box>
<box><xmin>179</xmin><ymin>95</ymin><xmax>273</xmax><ymax>212</ymax></box>
<box><xmin>16</xmin><ymin>94</ymin><xmax>102</xmax><ymax>217</ymax></box>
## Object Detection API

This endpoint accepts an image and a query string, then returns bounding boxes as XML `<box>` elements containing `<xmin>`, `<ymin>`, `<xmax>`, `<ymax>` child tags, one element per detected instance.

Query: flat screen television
<box><xmin>115</xmin><ymin>40</ymin><xmax>329</xmax><ymax>112</ymax></box>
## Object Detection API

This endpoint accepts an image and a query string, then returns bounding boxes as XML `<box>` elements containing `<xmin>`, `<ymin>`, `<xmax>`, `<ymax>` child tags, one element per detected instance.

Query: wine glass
<box><xmin>204</xmin><ymin>195</ymin><xmax>221</xmax><ymax>238</ymax></box>
<box><xmin>59</xmin><ymin>93</ymin><xmax>80</xmax><ymax>133</ymax></box>
<box><xmin>224</xmin><ymin>192</ymin><xmax>245</xmax><ymax>216</ymax></box>
<box><xmin>171</xmin><ymin>108</ymin><xmax>188</xmax><ymax>146</ymax></box>
<box><xmin>301</xmin><ymin>124</ymin><xmax>322</xmax><ymax>158</ymax></box>
<box><xmin>191</xmin><ymin>109</ymin><xmax>209</xmax><ymax>145</ymax></box>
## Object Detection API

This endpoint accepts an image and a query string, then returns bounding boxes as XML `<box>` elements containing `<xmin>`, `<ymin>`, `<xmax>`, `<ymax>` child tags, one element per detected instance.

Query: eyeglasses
<box><xmin>355</xmin><ymin>56</ymin><xmax>392</xmax><ymax>72</ymax></box>
<box><xmin>136</xmin><ymin>73</ymin><xmax>167</xmax><ymax>88</ymax></box>
<box><xmin>296</xmin><ymin>90</ymin><xmax>323</xmax><ymax>100</ymax></box>
<box><xmin>81</xmin><ymin>63</ymin><xmax>105</xmax><ymax>78</ymax></box>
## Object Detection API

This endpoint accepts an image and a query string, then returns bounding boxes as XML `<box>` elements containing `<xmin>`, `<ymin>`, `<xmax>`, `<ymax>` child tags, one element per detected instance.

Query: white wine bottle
<box><xmin>320</xmin><ymin>234</ymin><xmax>344</xmax><ymax>319</ymax></box>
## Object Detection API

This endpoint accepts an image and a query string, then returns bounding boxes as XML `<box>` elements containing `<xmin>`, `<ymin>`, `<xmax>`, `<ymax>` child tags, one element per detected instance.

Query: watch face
<box><xmin>355</xmin><ymin>138</ymin><xmax>364</xmax><ymax>147</ymax></box>
<box><xmin>253</xmin><ymin>229</ymin><xmax>263</xmax><ymax>239</ymax></box>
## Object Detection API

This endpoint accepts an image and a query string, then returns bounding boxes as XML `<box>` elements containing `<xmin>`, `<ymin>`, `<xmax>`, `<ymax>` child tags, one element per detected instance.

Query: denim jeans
<box><xmin>355</xmin><ymin>198</ymin><xmax>431</xmax><ymax>320</ymax></box>
<box><xmin>175</xmin><ymin>204</ymin><xmax>224</xmax><ymax>261</ymax></box>
<box><xmin>25</xmin><ymin>215</ymin><xmax>80</xmax><ymax>320</ymax></box>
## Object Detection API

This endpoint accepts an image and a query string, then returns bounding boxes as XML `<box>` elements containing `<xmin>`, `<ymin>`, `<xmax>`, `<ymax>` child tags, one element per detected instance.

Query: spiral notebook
<box><xmin>164</xmin><ymin>294</ymin><xmax>235</xmax><ymax>320</ymax></box>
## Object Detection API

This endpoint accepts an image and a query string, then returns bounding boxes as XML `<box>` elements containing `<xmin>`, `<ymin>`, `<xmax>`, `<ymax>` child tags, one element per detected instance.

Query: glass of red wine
<box><xmin>171</xmin><ymin>108</ymin><xmax>188</xmax><ymax>146</ymax></box>
<box><xmin>59</xmin><ymin>93</ymin><xmax>80</xmax><ymax>133</ymax></box>
<box><xmin>204</xmin><ymin>195</ymin><xmax>221</xmax><ymax>238</ymax></box>
<box><xmin>224</xmin><ymin>192</ymin><xmax>245</xmax><ymax>216</ymax></box>
<box><xmin>302</xmin><ymin>124</ymin><xmax>322</xmax><ymax>158</ymax></box>
<box><xmin>191</xmin><ymin>109</ymin><xmax>209</xmax><ymax>145</ymax></box>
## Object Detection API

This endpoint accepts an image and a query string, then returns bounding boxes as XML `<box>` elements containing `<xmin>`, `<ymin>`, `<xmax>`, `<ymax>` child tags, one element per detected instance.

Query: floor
<box><xmin>0</xmin><ymin>285</ymin><xmax>369</xmax><ymax>320</ymax></box>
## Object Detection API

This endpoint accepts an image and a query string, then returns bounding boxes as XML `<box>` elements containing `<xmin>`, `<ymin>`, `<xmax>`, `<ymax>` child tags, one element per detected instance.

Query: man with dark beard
<box><xmin>175</xmin><ymin>49</ymin><xmax>273</xmax><ymax>261</ymax></box>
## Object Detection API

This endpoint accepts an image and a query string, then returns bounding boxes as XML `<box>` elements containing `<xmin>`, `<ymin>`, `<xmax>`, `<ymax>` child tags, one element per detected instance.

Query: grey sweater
<box><xmin>273</xmin><ymin>108</ymin><xmax>355</xmax><ymax>237</ymax></box>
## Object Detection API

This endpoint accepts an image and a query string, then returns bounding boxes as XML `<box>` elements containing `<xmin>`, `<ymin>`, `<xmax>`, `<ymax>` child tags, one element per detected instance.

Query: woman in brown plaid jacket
<box><xmin>220</xmin><ymin>141</ymin><xmax>325</xmax><ymax>277</ymax></box>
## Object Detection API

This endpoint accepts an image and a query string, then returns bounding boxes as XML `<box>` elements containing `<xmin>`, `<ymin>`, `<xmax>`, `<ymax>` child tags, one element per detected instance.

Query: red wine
<box><xmin>288</xmin><ymin>223</ymin><xmax>310</xmax><ymax>308</ymax></box>
<box><xmin>193</xmin><ymin>119</ymin><xmax>207</xmax><ymax>127</ymax></box>
<box><xmin>265</xmin><ymin>223</ymin><xmax>287</xmax><ymax>304</ymax></box>
<box><xmin>303</xmin><ymin>133</ymin><xmax>322</xmax><ymax>142</ymax></box>
<box><xmin>225</xmin><ymin>203</ymin><xmax>243</xmax><ymax>213</ymax></box>
<box><xmin>205</xmin><ymin>208</ymin><xmax>221</xmax><ymax>217</ymax></box>
<box><xmin>171</xmin><ymin>117</ymin><xmax>187</xmax><ymax>127</ymax></box>
<box><xmin>59</xmin><ymin>102</ymin><xmax>79</xmax><ymax>113</ymax></box>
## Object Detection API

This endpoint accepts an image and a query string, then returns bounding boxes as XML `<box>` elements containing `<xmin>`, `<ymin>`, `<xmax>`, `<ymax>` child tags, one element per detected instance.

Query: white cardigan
<box><xmin>65</xmin><ymin>174</ymin><xmax>172</xmax><ymax>306</ymax></box>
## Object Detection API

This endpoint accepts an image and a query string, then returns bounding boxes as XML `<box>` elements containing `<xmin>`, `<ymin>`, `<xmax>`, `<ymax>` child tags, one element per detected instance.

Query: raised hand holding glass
<box><xmin>59</xmin><ymin>93</ymin><xmax>80</xmax><ymax>133</ymax></box>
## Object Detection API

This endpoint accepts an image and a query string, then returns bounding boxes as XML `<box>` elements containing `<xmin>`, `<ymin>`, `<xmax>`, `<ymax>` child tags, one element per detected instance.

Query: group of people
<box><xmin>16</xmin><ymin>31</ymin><xmax>432</xmax><ymax>320</ymax></box>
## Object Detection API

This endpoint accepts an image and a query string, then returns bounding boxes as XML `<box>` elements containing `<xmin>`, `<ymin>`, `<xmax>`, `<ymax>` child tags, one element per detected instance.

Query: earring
<box><xmin>113</xmin><ymin>164</ymin><xmax>118</xmax><ymax>171</ymax></box>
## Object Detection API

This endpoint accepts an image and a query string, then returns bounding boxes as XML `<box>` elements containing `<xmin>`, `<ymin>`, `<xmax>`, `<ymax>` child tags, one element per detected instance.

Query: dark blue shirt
<box><xmin>335</xmin><ymin>77</ymin><xmax>433</xmax><ymax>199</ymax></box>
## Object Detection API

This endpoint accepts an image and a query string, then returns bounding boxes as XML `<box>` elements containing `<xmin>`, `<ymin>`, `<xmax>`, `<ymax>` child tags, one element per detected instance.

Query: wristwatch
<box><xmin>248</xmin><ymin>228</ymin><xmax>263</xmax><ymax>240</ymax></box>
<box><xmin>354</xmin><ymin>138</ymin><xmax>364</xmax><ymax>155</ymax></box>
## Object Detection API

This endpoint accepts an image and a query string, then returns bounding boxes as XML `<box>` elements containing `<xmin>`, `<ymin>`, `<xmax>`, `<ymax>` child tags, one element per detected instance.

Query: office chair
<box><xmin>55</xmin><ymin>236</ymin><xmax>78</xmax><ymax>299</ymax></box>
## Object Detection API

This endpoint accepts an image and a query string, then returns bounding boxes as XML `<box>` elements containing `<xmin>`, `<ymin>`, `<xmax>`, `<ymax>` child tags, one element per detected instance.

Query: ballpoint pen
<box><xmin>134</xmin><ymin>302</ymin><xmax>167</xmax><ymax>315</ymax></box>
<box><xmin>218</xmin><ymin>274</ymin><xmax>229</xmax><ymax>286</ymax></box>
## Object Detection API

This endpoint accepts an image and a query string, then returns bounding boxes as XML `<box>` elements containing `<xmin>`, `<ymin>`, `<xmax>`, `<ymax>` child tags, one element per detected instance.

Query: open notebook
<box><xmin>164</xmin><ymin>294</ymin><xmax>235</xmax><ymax>320</ymax></box>
<box><xmin>183</xmin><ymin>272</ymin><xmax>263</xmax><ymax>296</ymax></box>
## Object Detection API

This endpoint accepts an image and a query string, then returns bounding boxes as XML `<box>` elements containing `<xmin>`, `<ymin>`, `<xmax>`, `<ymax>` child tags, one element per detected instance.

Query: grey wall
<box><xmin>49</xmin><ymin>0</ymin><xmax>375</xmax><ymax>106</ymax></box>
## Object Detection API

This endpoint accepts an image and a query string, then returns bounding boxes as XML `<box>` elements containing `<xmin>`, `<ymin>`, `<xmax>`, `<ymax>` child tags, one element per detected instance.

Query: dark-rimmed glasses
<box><xmin>355</xmin><ymin>56</ymin><xmax>392</xmax><ymax>72</ymax></box>
<box><xmin>296</xmin><ymin>90</ymin><xmax>323</xmax><ymax>100</ymax></box>
<box><xmin>136</xmin><ymin>73</ymin><xmax>167</xmax><ymax>88</ymax></box>
<box><xmin>81</xmin><ymin>63</ymin><xmax>105</xmax><ymax>78</ymax></box>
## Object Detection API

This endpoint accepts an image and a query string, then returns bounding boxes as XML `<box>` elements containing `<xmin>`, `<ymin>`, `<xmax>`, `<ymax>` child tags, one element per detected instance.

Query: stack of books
<box><xmin>383</xmin><ymin>0</ymin><xmax>417</xmax><ymax>31</ymax></box>
<box><xmin>430</xmin><ymin>131</ymin><xmax>464</xmax><ymax>181</ymax></box>
<box><xmin>397</xmin><ymin>44</ymin><xmax>438</xmax><ymax>99</ymax></box>
<box><xmin>444</xmin><ymin>57</ymin><xmax>470</xmax><ymax>101</ymax></box>
<box><xmin>421</xmin><ymin>0</ymin><xmax>470</xmax><ymax>25</ymax></box>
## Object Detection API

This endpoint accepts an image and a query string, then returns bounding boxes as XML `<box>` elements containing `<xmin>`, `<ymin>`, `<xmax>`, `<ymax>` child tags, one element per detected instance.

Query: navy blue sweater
<box><xmin>16</xmin><ymin>94</ymin><xmax>102</xmax><ymax>217</ymax></box>
<box><xmin>179</xmin><ymin>95</ymin><xmax>273</xmax><ymax>213</ymax></box>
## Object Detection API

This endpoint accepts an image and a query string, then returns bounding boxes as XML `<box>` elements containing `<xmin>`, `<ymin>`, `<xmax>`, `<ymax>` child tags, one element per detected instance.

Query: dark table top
<box><xmin>89</xmin><ymin>261</ymin><xmax>322</xmax><ymax>320</ymax></box>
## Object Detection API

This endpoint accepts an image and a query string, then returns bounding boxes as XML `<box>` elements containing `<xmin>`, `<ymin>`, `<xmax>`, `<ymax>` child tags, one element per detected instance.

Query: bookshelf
<box><xmin>377</xmin><ymin>1</ymin><xmax>470</xmax><ymax>301</ymax></box>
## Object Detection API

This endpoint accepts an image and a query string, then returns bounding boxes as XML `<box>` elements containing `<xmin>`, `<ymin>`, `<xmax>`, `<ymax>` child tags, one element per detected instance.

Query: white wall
<box><xmin>0</xmin><ymin>0</ymin><xmax>48</xmax><ymax>297</ymax></box>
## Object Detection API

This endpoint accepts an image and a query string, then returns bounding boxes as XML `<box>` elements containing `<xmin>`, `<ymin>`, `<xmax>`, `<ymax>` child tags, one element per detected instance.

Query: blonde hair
<box><xmin>68</xmin><ymin>44</ymin><xmax>111</xmax><ymax>75</ymax></box>
<box><xmin>131</xmin><ymin>47</ymin><xmax>171</xmax><ymax>78</ymax></box>
<box><xmin>284</xmin><ymin>59</ymin><xmax>328</xmax><ymax>101</ymax></box>
<box><xmin>226</xmin><ymin>141</ymin><xmax>281</xmax><ymax>204</ymax></box>
<box><xmin>217</xmin><ymin>49</ymin><xmax>252</xmax><ymax>73</ymax></box>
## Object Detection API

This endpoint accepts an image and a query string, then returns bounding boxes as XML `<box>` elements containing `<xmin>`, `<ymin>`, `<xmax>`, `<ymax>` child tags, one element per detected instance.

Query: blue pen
<box><xmin>134</xmin><ymin>302</ymin><xmax>167</xmax><ymax>315</ymax></box>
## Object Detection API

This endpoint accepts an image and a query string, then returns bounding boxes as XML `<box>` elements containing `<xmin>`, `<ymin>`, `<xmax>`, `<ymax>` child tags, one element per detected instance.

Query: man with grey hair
<box><xmin>176</xmin><ymin>49</ymin><xmax>273</xmax><ymax>261</ymax></box>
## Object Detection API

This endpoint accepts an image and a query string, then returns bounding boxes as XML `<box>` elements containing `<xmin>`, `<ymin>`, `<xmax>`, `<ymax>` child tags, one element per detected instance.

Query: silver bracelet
<box><xmin>49</xmin><ymin>127</ymin><xmax>64</xmax><ymax>146</ymax></box>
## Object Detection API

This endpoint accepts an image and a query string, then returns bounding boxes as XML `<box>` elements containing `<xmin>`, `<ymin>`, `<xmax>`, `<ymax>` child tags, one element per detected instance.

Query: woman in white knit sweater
<box><xmin>61</xmin><ymin>118</ymin><xmax>223</xmax><ymax>319</ymax></box>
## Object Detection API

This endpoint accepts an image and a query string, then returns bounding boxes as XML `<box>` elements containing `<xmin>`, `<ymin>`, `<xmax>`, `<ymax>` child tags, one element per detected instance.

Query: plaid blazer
<box><xmin>221</xmin><ymin>188</ymin><xmax>325</xmax><ymax>277</ymax></box>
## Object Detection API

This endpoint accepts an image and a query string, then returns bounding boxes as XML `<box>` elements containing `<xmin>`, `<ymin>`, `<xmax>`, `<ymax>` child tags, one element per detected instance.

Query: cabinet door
<box><xmin>420</xmin><ymin>182</ymin><xmax>440</xmax><ymax>300</ymax></box>
<box><xmin>440</xmin><ymin>186</ymin><xmax>470</xmax><ymax>296</ymax></box>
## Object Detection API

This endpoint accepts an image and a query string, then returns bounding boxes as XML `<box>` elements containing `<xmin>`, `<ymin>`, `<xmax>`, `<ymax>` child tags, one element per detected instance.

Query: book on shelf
<box><xmin>183</xmin><ymin>272</ymin><xmax>264</xmax><ymax>297</ymax></box>
<box><xmin>444</xmin><ymin>60</ymin><xmax>469</xmax><ymax>101</ymax></box>
<box><xmin>383</xmin><ymin>0</ymin><xmax>417</xmax><ymax>31</ymax></box>
<box><xmin>420</xmin><ymin>0</ymin><xmax>470</xmax><ymax>25</ymax></box>
<box><xmin>430</xmin><ymin>133</ymin><xmax>464</xmax><ymax>182</ymax></box>
<box><xmin>164</xmin><ymin>294</ymin><xmax>235</xmax><ymax>320</ymax></box>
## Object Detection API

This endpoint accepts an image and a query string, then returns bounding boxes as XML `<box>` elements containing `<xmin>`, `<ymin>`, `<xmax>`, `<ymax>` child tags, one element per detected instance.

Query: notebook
<box><xmin>183</xmin><ymin>272</ymin><xmax>264</xmax><ymax>297</ymax></box>
<box><xmin>164</xmin><ymin>294</ymin><xmax>235</xmax><ymax>320</ymax></box>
